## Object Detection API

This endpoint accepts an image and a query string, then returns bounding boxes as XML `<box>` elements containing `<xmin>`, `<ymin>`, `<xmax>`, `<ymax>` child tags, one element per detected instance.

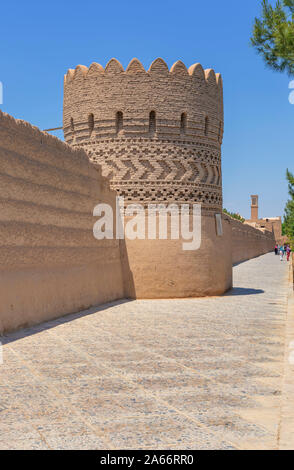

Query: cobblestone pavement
<box><xmin>0</xmin><ymin>253</ymin><xmax>291</xmax><ymax>450</ymax></box>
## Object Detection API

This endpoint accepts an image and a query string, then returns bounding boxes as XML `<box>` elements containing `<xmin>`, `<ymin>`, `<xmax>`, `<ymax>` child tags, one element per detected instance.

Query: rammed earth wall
<box><xmin>0</xmin><ymin>110</ymin><xmax>124</xmax><ymax>334</ymax></box>
<box><xmin>230</xmin><ymin>218</ymin><xmax>275</xmax><ymax>265</ymax></box>
<box><xmin>0</xmin><ymin>57</ymin><xmax>275</xmax><ymax>332</ymax></box>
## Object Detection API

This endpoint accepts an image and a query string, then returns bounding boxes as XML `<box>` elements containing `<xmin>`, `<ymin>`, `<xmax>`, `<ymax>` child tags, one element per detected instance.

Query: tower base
<box><xmin>120</xmin><ymin>213</ymin><xmax>232</xmax><ymax>298</ymax></box>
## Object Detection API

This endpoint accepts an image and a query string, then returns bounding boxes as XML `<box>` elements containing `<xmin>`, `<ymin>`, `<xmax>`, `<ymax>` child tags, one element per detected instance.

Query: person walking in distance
<box><xmin>275</xmin><ymin>244</ymin><xmax>278</xmax><ymax>255</ymax></box>
<box><xmin>280</xmin><ymin>245</ymin><xmax>285</xmax><ymax>261</ymax></box>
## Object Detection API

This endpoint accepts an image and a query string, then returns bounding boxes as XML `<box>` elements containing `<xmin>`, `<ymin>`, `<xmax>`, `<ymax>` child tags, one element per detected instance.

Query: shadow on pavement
<box><xmin>225</xmin><ymin>287</ymin><xmax>265</xmax><ymax>296</ymax></box>
<box><xmin>1</xmin><ymin>298</ymin><xmax>133</xmax><ymax>345</ymax></box>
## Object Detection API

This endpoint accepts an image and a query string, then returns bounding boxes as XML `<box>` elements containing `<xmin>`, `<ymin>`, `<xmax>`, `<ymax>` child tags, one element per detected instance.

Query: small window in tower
<box><xmin>204</xmin><ymin>116</ymin><xmax>209</xmax><ymax>136</ymax></box>
<box><xmin>88</xmin><ymin>113</ymin><xmax>94</xmax><ymax>136</ymax></box>
<box><xmin>70</xmin><ymin>118</ymin><xmax>74</xmax><ymax>133</ymax></box>
<box><xmin>180</xmin><ymin>113</ymin><xmax>187</xmax><ymax>135</ymax></box>
<box><xmin>149</xmin><ymin>111</ymin><xmax>156</xmax><ymax>135</ymax></box>
<box><xmin>116</xmin><ymin>111</ymin><xmax>123</xmax><ymax>134</ymax></box>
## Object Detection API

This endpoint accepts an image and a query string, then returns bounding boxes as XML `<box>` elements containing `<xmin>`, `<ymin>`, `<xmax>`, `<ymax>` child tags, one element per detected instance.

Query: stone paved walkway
<box><xmin>0</xmin><ymin>253</ymin><xmax>292</xmax><ymax>450</ymax></box>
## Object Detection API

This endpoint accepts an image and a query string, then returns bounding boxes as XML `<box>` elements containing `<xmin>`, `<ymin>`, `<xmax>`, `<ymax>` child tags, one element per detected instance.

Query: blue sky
<box><xmin>0</xmin><ymin>0</ymin><xmax>292</xmax><ymax>219</ymax></box>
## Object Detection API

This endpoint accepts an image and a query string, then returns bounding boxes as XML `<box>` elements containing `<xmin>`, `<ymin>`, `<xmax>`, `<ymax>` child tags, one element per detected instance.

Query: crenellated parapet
<box><xmin>64</xmin><ymin>58</ymin><xmax>223</xmax><ymax>143</ymax></box>
<box><xmin>63</xmin><ymin>58</ymin><xmax>224</xmax><ymax>210</ymax></box>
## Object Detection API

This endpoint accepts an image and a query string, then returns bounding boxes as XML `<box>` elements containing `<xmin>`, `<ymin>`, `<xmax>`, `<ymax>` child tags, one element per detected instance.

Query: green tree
<box><xmin>251</xmin><ymin>0</ymin><xmax>294</xmax><ymax>75</ymax></box>
<box><xmin>223</xmin><ymin>208</ymin><xmax>245</xmax><ymax>223</ymax></box>
<box><xmin>284</xmin><ymin>169</ymin><xmax>294</xmax><ymax>246</ymax></box>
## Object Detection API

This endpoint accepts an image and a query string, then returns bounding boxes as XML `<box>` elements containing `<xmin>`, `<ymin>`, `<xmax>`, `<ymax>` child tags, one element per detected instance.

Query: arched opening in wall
<box><xmin>180</xmin><ymin>113</ymin><xmax>187</xmax><ymax>135</ymax></box>
<box><xmin>70</xmin><ymin>118</ymin><xmax>75</xmax><ymax>133</ymax></box>
<box><xmin>116</xmin><ymin>111</ymin><xmax>123</xmax><ymax>134</ymax></box>
<box><xmin>204</xmin><ymin>116</ymin><xmax>209</xmax><ymax>136</ymax></box>
<box><xmin>149</xmin><ymin>111</ymin><xmax>156</xmax><ymax>135</ymax></box>
<box><xmin>88</xmin><ymin>113</ymin><xmax>94</xmax><ymax>136</ymax></box>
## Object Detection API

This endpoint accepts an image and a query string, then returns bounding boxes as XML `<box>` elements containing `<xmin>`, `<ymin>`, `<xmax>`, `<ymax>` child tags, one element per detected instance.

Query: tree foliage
<box><xmin>251</xmin><ymin>0</ymin><xmax>294</xmax><ymax>75</ymax></box>
<box><xmin>223</xmin><ymin>208</ymin><xmax>245</xmax><ymax>223</ymax></box>
<box><xmin>284</xmin><ymin>169</ymin><xmax>294</xmax><ymax>246</ymax></box>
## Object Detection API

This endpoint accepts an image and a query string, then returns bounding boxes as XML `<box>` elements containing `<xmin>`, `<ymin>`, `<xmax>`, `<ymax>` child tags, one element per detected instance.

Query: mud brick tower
<box><xmin>251</xmin><ymin>195</ymin><xmax>259</xmax><ymax>221</ymax></box>
<box><xmin>63</xmin><ymin>58</ymin><xmax>232</xmax><ymax>297</ymax></box>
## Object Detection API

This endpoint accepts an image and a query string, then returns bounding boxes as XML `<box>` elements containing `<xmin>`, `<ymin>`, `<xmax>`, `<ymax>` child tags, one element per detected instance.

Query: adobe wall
<box><xmin>262</xmin><ymin>219</ymin><xmax>282</xmax><ymax>241</ymax></box>
<box><xmin>245</xmin><ymin>217</ymin><xmax>283</xmax><ymax>243</ymax></box>
<box><xmin>230</xmin><ymin>218</ymin><xmax>275</xmax><ymax>265</ymax></box>
<box><xmin>122</xmin><ymin>213</ymin><xmax>274</xmax><ymax>299</ymax></box>
<box><xmin>0</xmin><ymin>110</ymin><xmax>124</xmax><ymax>334</ymax></box>
<box><xmin>122</xmin><ymin>212</ymin><xmax>233</xmax><ymax>298</ymax></box>
<box><xmin>0</xmin><ymin>54</ymin><xmax>278</xmax><ymax>332</ymax></box>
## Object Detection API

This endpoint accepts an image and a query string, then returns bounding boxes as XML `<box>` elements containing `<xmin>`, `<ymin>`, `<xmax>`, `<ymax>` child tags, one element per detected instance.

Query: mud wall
<box><xmin>0</xmin><ymin>111</ymin><xmax>124</xmax><ymax>333</ymax></box>
<box><xmin>230</xmin><ymin>218</ymin><xmax>275</xmax><ymax>265</ymax></box>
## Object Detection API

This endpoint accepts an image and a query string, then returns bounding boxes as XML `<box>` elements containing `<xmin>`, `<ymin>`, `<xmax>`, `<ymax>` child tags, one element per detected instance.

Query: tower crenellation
<box><xmin>63</xmin><ymin>58</ymin><xmax>224</xmax><ymax>210</ymax></box>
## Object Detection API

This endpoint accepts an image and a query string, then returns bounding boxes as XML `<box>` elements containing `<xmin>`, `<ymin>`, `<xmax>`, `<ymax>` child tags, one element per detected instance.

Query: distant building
<box><xmin>245</xmin><ymin>195</ymin><xmax>286</xmax><ymax>244</ymax></box>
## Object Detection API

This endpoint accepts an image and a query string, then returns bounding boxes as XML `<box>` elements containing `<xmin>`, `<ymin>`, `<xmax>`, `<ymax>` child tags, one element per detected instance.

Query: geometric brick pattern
<box><xmin>78</xmin><ymin>138</ymin><xmax>223</xmax><ymax>209</ymax></box>
<box><xmin>63</xmin><ymin>58</ymin><xmax>224</xmax><ymax>211</ymax></box>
